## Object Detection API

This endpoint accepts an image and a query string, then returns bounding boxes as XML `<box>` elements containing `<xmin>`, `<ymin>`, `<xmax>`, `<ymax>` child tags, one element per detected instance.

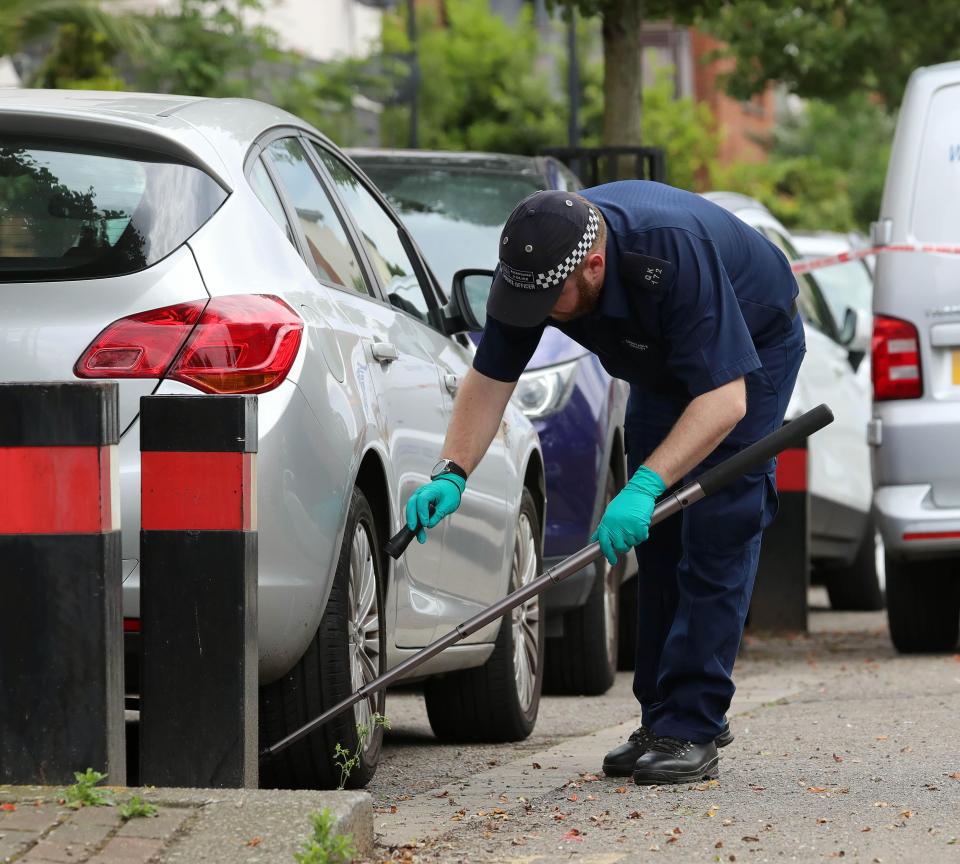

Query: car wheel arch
<box><xmin>354</xmin><ymin>448</ymin><xmax>392</xmax><ymax>590</ymax></box>
<box><xmin>522</xmin><ymin>449</ymin><xmax>547</xmax><ymax>549</ymax></box>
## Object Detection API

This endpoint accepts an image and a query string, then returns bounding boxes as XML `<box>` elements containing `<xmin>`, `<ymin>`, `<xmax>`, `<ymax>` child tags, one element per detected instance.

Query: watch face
<box><xmin>432</xmin><ymin>460</ymin><xmax>449</xmax><ymax>477</ymax></box>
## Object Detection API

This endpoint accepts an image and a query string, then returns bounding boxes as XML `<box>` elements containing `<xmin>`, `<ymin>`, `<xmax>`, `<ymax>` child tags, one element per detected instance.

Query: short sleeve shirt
<box><xmin>473</xmin><ymin>181</ymin><xmax>799</xmax><ymax>398</ymax></box>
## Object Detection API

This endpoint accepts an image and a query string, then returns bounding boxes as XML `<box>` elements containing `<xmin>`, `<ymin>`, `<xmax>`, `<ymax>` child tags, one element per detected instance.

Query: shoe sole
<box><xmin>632</xmin><ymin>755</ymin><xmax>720</xmax><ymax>786</ymax></box>
<box><xmin>602</xmin><ymin>761</ymin><xmax>635</xmax><ymax>778</ymax></box>
<box><xmin>603</xmin><ymin>729</ymin><xmax>732</xmax><ymax>777</ymax></box>
<box><xmin>715</xmin><ymin>727</ymin><xmax>735</xmax><ymax>748</ymax></box>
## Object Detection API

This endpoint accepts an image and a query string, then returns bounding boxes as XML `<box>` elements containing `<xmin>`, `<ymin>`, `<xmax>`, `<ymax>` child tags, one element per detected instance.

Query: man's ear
<box><xmin>583</xmin><ymin>249</ymin><xmax>605</xmax><ymax>278</ymax></box>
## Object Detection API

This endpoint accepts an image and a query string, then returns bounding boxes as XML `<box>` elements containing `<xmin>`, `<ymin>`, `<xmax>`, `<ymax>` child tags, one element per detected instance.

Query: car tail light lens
<box><xmin>872</xmin><ymin>315</ymin><xmax>922</xmax><ymax>400</ymax></box>
<box><xmin>75</xmin><ymin>301</ymin><xmax>206</xmax><ymax>378</ymax></box>
<box><xmin>76</xmin><ymin>295</ymin><xmax>303</xmax><ymax>395</ymax></box>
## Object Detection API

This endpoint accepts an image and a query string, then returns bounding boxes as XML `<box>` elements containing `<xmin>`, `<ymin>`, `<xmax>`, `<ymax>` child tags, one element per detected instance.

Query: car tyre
<box><xmin>886</xmin><ymin>554</ymin><xmax>960</xmax><ymax>653</ymax></box>
<box><xmin>424</xmin><ymin>488</ymin><xmax>544</xmax><ymax>742</ymax></box>
<box><xmin>259</xmin><ymin>487</ymin><xmax>387</xmax><ymax>789</ymax></box>
<box><xmin>824</xmin><ymin>521</ymin><xmax>884</xmax><ymax>611</ymax></box>
<box><xmin>544</xmin><ymin>468</ymin><xmax>623</xmax><ymax>695</ymax></box>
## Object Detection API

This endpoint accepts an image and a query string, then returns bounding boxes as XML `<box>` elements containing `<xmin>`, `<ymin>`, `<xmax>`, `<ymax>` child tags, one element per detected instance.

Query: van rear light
<box><xmin>872</xmin><ymin>315</ymin><xmax>922</xmax><ymax>400</ymax></box>
<box><xmin>76</xmin><ymin>295</ymin><xmax>303</xmax><ymax>395</ymax></box>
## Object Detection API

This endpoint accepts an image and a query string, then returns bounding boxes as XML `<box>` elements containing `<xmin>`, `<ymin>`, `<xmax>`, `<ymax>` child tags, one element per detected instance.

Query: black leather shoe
<box><xmin>632</xmin><ymin>737</ymin><xmax>719</xmax><ymax>785</ymax></box>
<box><xmin>603</xmin><ymin>720</ymin><xmax>732</xmax><ymax>777</ymax></box>
<box><xmin>602</xmin><ymin>726</ymin><xmax>656</xmax><ymax>776</ymax></box>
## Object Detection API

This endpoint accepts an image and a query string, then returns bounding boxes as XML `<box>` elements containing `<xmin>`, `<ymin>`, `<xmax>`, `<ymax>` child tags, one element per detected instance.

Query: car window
<box><xmin>313</xmin><ymin>146</ymin><xmax>435</xmax><ymax>324</ymax></box>
<box><xmin>248</xmin><ymin>157</ymin><xmax>296</xmax><ymax>248</ymax></box>
<box><xmin>352</xmin><ymin>160</ymin><xmax>542</xmax><ymax>291</ymax></box>
<box><xmin>762</xmin><ymin>228</ymin><xmax>839</xmax><ymax>339</ymax></box>
<box><xmin>804</xmin><ymin>258</ymin><xmax>873</xmax><ymax>323</ymax></box>
<box><xmin>0</xmin><ymin>139</ymin><xmax>226</xmax><ymax>282</ymax></box>
<box><xmin>262</xmin><ymin>137</ymin><xmax>371</xmax><ymax>296</ymax></box>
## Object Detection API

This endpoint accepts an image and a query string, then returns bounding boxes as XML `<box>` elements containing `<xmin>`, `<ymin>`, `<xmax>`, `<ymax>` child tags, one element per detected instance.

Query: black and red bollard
<box><xmin>138</xmin><ymin>395</ymin><xmax>258</xmax><ymax>789</ymax></box>
<box><xmin>0</xmin><ymin>382</ymin><xmax>125</xmax><ymax>785</ymax></box>
<box><xmin>750</xmin><ymin>439</ymin><xmax>809</xmax><ymax>631</ymax></box>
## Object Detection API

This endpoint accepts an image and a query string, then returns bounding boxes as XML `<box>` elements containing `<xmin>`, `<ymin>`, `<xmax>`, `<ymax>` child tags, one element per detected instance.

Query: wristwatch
<box><xmin>431</xmin><ymin>459</ymin><xmax>468</xmax><ymax>482</ymax></box>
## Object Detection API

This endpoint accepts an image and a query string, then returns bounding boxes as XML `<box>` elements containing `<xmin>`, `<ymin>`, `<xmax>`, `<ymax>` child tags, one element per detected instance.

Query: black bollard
<box><xmin>138</xmin><ymin>395</ymin><xmax>258</xmax><ymax>788</ymax></box>
<box><xmin>750</xmin><ymin>439</ymin><xmax>810</xmax><ymax>632</ymax></box>
<box><xmin>0</xmin><ymin>382</ymin><xmax>124</xmax><ymax>785</ymax></box>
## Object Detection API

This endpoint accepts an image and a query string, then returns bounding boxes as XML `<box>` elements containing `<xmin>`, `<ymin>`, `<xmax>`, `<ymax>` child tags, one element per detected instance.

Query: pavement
<box><xmin>0</xmin><ymin>787</ymin><xmax>371</xmax><ymax>863</ymax></box>
<box><xmin>364</xmin><ymin>589</ymin><xmax>960</xmax><ymax>863</ymax></box>
<box><xmin>3</xmin><ymin>589</ymin><xmax>959</xmax><ymax>863</ymax></box>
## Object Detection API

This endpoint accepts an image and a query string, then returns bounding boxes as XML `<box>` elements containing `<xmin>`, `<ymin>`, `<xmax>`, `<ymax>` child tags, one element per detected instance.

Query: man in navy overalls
<box><xmin>404</xmin><ymin>183</ymin><xmax>805</xmax><ymax>784</ymax></box>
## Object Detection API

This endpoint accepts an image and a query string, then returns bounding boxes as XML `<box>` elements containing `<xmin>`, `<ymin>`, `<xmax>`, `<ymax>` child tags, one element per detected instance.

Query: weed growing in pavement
<box><xmin>62</xmin><ymin>769</ymin><xmax>113</xmax><ymax>809</ymax></box>
<box><xmin>119</xmin><ymin>796</ymin><xmax>158</xmax><ymax>821</ymax></box>
<box><xmin>333</xmin><ymin>712</ymin><xmax>391</xmax><ymax>790</ymax></box>
<box><xmin>293</xmin><ymin>809</ymin><xmax>355</xmax><ymax>864</ymax></box>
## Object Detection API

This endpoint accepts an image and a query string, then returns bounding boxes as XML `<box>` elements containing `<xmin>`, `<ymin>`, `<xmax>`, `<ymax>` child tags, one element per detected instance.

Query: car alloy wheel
<box><xmin>511</xmin><ymin>511</ymin><xmax>541</xmax><ymax>714</ymax></box>
<box><xmin>348</xmin><ymin>519</ymin><xmax>382</xmax><ymax>749</ymax></box>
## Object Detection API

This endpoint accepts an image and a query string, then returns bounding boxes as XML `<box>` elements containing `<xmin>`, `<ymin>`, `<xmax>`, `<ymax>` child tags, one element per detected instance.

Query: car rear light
<box><xmin>76</xmin><ymin>295</ymin><xmax>303</xmax><ymax>395</ymax></box>
<box><xmin>75</xmin><ymin>301</ymin><xmax>206</xmax><ymax>378</ymax></box>
<box><xmin>872</xmin><ymin>315</ymin><xmax>922</xmax><ymax>400</ymax></box>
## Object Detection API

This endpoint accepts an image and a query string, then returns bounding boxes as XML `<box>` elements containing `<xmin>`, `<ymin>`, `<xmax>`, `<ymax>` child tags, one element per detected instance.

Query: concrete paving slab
<box><xmin>0</xmin><ymin>786</ymin><xmax>371</xmax><ymax>863</ymax></box>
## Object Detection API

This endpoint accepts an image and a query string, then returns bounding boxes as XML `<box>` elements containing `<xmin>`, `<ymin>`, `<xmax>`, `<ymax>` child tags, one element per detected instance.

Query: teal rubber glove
<box><xmin>405</xmin><ymin>473</ymin><xmax>466</xmax><ymax>543</ymax></box>
<box><xmin>590</xmin><ymin>465</ymin><xmax>666</xmax><ymax>565</ymax></box>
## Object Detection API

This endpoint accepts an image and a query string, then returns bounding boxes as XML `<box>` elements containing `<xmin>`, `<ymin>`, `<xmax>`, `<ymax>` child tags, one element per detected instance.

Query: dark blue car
<box><xmin>351</xmin><ymin>149</ymin><xmax>631</xmax><ymax>694</ymax></box>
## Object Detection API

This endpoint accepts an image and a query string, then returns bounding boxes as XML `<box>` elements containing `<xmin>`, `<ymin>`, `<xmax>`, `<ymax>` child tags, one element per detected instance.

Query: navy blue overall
<box><xmin>474</xmin><ymin>181</ymin><xmax>806</xmax><ymax>744</ymax></box>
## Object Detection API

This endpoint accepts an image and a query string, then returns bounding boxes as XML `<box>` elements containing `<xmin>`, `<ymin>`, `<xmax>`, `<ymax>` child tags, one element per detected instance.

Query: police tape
<box><xmin>789</xmin><ymin>243</ymin><xmax>960</xmax><ymax>275</ymax></box>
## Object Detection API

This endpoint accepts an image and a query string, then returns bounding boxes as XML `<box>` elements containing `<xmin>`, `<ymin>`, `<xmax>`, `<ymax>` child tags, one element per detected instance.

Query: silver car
<box><xmin>704</xmin><ymin>194</ymin><xmax>877</xmax><ymax>609</ymax></box>
<box><xmin>0</xmin><ymin>90</ymin><xmax>546</xmax><ymax>788</ymax></box>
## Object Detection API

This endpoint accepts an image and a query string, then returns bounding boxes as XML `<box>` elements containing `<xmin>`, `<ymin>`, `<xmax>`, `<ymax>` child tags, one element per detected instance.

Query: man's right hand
<box><xmin>405</xmin><ymin>474</ymin><xmax>466</xmax><ymax>543</ymax></box>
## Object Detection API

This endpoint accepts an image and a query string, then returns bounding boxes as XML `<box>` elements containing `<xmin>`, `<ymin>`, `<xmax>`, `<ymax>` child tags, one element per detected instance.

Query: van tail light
<box><xmin>872</xmin><ymin>315</ymin><xmax>922</xmax><ymax>400</ymax></box>
<box><xmin>76</xmin><ymin>295</ymin><xmax>303</xmax><ymax>395</ymax></box>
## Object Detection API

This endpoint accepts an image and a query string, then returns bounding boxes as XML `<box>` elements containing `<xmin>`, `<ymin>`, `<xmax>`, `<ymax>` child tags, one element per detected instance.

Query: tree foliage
<box><xmin>0</xmin><ymin>0</ymin><xmax>148</xmax><ymax>59</ymax></box>
<box><xmin>713</xmin><ymin>93</ymin><xmax>895</xmax><ymax>232</ymax></box>
<box><xmin>133</xmin><ymin>0</ymin><xmax>278</xmax><ymax>98</ymax></box>
<box><xmin>33</xmin><ymin>24</ymin><xmax>127</xmax><ymax>91</ymax></box>
<box><xmin>379</xmin><ymin>0</ymin><xmax>565</xmax><ymax>154</ymax></box>
<box><xmin>703</xmin><ymin>0</ymin><xmax>960</xmax><ymax>107</ymax></box>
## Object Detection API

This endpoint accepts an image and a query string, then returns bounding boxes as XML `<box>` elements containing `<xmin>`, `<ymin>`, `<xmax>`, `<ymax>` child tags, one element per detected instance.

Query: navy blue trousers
<box><xmin>625</xmin><ymin>316</ymin><xmax>805</xmax><ymax>744</ymax></box>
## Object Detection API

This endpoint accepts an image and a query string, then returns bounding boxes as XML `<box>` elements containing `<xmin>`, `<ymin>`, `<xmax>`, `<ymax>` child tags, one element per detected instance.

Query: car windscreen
<box><xmin>353</xmin><ymin>162</ymin><xmax>542</xmax><ymax>291</ymax></box>
<box><xmin>0</xmin><ymin>139</ymin><xmax>227</xmax><ymax>282</ymax></box>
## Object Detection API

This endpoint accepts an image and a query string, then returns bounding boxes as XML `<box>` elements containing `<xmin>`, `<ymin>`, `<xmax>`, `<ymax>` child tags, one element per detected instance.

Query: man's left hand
<box><xmin>591</xmin><ymin>465</ymin><xmax>666</xmax><ymax>565</ymax></box>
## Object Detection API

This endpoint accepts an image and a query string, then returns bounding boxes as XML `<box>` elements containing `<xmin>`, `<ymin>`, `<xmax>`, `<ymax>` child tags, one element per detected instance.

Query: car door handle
<box><xmin>444</xmin><ymin>373</ymin><xmax>460</xmax><ymax>394</ymax></box>
<box><xmin>370</xmin><ymin>341</ymin><xmax>398</xmax><ymax>363</ymax></box>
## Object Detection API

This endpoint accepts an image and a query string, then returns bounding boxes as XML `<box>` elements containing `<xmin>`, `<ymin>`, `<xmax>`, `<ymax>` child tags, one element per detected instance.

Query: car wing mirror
<box><xmin>840</xmin><ymin>306</ymin><xmax>872</xmax><ymax>353</ymax></box>
<box><xmin>431</xmin><ymin>269</ymin><xmax>492</xmax><ymax>335</ymax></box>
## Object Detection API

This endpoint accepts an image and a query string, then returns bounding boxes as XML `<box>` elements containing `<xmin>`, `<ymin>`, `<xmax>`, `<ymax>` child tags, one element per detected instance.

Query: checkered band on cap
<box><xmin>531</xmin><ymin>209</ymin><xmax>601</xmax><ymax>291</ymax></box>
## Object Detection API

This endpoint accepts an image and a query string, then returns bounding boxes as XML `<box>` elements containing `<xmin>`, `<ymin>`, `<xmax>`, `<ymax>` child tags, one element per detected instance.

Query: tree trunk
<box><xmin>602</xmin><ymin>0</ymin><xmax>643</xmax><ymax>173</ymax></box>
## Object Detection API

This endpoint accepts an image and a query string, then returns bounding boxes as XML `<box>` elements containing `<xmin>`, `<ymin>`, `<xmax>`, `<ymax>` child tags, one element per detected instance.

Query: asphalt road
<box><xmin>362</xmin><ymin>589</ymin><xmax>960</xmax><ymax>863</ymax></box>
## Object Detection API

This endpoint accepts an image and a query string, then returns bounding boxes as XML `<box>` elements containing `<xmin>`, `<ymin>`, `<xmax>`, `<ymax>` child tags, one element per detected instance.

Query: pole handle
<box><xmin>696</xmin><ymin>403</ymin><xmax>833</xmax><ymax>497</ymax></box>
<box><xmin>384</xmin><ymin>503</ymin><xmax>436</xmax><ymax>560</ymax></box>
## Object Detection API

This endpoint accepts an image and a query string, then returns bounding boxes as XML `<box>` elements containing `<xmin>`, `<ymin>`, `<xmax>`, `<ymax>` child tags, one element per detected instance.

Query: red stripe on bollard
<box><xmin>141</xmin><ymin>451</ymin><xmax>256</xmax><ymax>531</ymax></box>
<box><xmin>0</xmin><ymin>445</ymin><xmax>114</xmax><ymax>533</ymax></box>
<box><xmin>775</xmin><ymin>448</ymin><xmax>807</xmax><ymax>492</ymax></box>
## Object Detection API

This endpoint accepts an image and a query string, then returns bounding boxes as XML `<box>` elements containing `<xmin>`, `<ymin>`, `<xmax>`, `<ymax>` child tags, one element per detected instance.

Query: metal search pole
<box><xmin>259</xmin><ymin>404</ymin><xmax>835</xmax><ymax>762</ymax></box>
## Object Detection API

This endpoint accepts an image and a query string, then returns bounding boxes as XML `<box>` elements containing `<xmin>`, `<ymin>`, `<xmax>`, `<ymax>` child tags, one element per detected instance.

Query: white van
<box><xmin>871</xmin><ymin>60</ymin><xmax>960</xmax><ymax>653</ymax></box>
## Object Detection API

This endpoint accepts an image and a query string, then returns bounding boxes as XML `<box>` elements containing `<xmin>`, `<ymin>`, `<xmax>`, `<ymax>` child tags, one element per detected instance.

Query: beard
<box><xmin>550</xmin><ymin>268</ymin><xmax>603</xmax><ymax>322</ymax></box>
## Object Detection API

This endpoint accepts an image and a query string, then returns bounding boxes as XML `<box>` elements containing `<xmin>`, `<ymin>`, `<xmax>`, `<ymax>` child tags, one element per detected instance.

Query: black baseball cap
<box><xmin>487</xmin><ymin>191</ymin><xmax>601</xmax><ymax>328</ymax></box>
